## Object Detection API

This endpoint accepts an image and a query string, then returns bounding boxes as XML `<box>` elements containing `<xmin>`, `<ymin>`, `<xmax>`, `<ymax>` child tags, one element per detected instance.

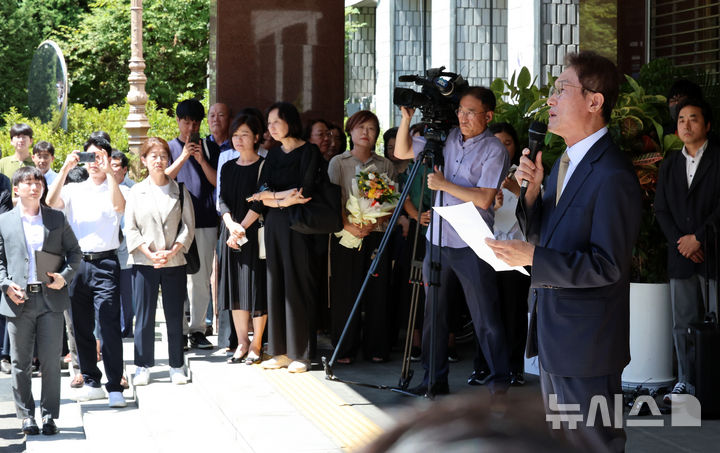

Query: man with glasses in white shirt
<box><xmin>395</xmin><ymin>86</ymin><xmax>510</xmax><ymax>397</ymax></box>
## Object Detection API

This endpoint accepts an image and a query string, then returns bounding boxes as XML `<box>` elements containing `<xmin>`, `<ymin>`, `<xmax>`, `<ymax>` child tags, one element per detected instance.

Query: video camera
<box><xmin>393</xmin><ymin>66</ymin><xmax>468</xmax><ymax>134</ymax></box>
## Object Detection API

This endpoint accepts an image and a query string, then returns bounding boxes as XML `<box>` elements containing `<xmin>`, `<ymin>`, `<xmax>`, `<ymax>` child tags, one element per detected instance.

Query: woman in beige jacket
<box><xmin>124</xmin><ymin>137</ymin><xmax>195</xmax><ymax>386</ymax></box>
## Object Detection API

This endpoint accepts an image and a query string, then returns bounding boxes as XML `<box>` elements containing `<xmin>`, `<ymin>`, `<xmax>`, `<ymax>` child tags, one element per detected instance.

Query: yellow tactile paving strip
<box><xmin>258</xmin><ymin>366</ymin><xmax>383</xmax><ymax>451</ymax></box>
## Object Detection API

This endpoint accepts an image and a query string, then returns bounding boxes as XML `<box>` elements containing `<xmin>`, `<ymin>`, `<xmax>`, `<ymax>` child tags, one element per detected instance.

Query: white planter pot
<box><xmin>622</xmin><ymin>282</ymin><xmax>675</xmax><ymax>390</ymax></box>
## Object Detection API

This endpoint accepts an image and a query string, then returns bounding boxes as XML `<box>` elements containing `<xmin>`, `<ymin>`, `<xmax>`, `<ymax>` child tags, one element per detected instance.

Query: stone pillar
<box><xmin>375</xmin><ymin>0</ymin><xmax>396</xmax><ymax>129</ymax></box>
<box><xmin>431</xmin><ymin>0</ymin><xmax>455</xmax><ymax>72</ymax></box>
<box><xmin>508</xmin><ymin>0</ymin><xmax>540</xmax><ymax>84</ymax></box>
<box><xmin>540</xmin><ymin>0</ymin><xmax>580</xmax><ymax>85</ymax></box>
<box><xmin>124</xmin><ymin>0</ymin><xmax>150</xmax><ymax>155</ymax></box>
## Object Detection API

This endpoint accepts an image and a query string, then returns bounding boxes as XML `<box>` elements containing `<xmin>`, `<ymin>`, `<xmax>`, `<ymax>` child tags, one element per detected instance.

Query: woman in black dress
<box><xmin>218</xmin><ymin>114</ymin><xmax>268</xmax><ymax>365</ymax></box>
<box><xmin>248</xmin><ymin>102</ymin><xmax>322</xmax><ymax>373</ymax></box>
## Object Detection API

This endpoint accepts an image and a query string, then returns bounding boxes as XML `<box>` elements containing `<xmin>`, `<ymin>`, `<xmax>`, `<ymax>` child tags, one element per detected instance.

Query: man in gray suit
<box><xmin>0</xmin><ymin>167</ymin><xmax>81</xmax><ymax>435</ymax></box>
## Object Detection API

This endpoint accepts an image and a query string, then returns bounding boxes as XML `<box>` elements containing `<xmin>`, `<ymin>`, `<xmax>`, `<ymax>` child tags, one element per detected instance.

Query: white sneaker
<box><xmin>169</xmin><ymin>367</ymin><xmax>188</xmax><ymax>385</ymax></box>
<box><xmin>288</xmin><ymin>360</ymin><xmax>309</xmax><ymax>373</ymax></box>
<box><xmin>133</xmin><ymin>367</ymin><xmax>150</xmax><ymax>386</ymax></box>
<box><xmin>72</xmin><ymin>384</ymin><xmax>106</xmax><ymax>401</ymax></box>
<box><xmin>108</xmin><ymin>391</ymin><xmax>127</xmax><ymax>408</ymax></box>
<box><xmin>261</xmin><ymin>355</ymin><xmax>292</xmax><ymax>369</ymax></box>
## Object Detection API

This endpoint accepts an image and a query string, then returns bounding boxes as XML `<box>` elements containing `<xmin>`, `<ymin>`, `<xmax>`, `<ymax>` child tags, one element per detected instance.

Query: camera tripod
<box><xmin>322</xmin><ymin>130</ymin><xmax>447</xmax><ymax>399</ymax></box>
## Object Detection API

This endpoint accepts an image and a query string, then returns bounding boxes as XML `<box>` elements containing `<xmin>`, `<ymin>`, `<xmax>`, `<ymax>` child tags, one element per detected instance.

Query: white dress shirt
<box><xmin>682</xmin><ymin>139</ymin><xmax>708</xmax><ymax>187</ymax></box>
<box><xmin>21</xmin><ymin>210</ymin><xmax>44</xmax><ymax>283</ymax></box>
<box><xmin>61</xmin><ymin>178</ymin><xmax>128</xmax><ymax>253</ymax></box>
<box><xmin>560</xmin><ymin>127</ymin><xmax>608</xmax><ymax>196</ymax></box>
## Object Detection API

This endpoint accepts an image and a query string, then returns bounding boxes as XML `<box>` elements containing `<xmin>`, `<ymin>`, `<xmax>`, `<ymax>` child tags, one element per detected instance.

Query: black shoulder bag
<box><xmin>178</xmin><ymin>182</ymin><xmax>200</xmax><ymax>274</ymax></box>
<box><xmin>287</xmin><ymin>145</ymin><xmax>343</xmax><ymax>234</ymax></box>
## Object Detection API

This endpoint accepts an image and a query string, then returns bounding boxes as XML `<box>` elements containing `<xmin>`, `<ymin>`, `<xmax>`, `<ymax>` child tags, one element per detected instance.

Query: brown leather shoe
<box><xmin>70</xmin><ymin>374</ymin><xmax>84</xmax><ymax>389</ymax></box>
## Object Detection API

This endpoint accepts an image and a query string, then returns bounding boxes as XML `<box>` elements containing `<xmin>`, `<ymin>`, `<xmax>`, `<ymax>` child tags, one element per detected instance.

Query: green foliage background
<box><xmin>54</xmin><ymin>0</ymin><xmax>209</xmax><ymax>110</ymax></box>
<box><xmin>0</xmin><ymin>92</ymin><xmax>209</xmax><ymax>177</ymax></box>
<box><xmin>0</xmin><ymin>0</ymin><xmax>208</xmax><ymax>120</ymax></box>
<box><xmin>0</xmin><ymin>1</ymin><xmax>89</xmax><ymax>117</ymax></box>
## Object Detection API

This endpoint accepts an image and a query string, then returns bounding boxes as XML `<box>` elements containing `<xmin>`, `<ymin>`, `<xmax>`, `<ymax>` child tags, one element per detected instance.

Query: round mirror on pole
<box><xmin>27</xmin><ymin>40</ymin><xmax>69</xmax><ymax>130</ymax></box>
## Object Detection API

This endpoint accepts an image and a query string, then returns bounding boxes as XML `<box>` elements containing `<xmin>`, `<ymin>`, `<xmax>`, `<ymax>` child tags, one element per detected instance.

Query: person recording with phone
<box><xmin>45</xmin><ymin>135</ymin><xmax>129</xmax><ymax>408</ymax></box>
<box><xmin>394</xmin><ymin>86</ymin><xmax>510</xmax><ymax>396</ymax></box>
<box><xmin>165</xmin><ymin>99</ymin><xmax>219</xmax><ymax>351</ymax></box>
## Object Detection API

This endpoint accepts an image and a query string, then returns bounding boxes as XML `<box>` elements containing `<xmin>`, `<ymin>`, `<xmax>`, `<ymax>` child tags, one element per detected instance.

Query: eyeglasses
<box><xmin>549</xmin><ymin>81</ymin><xmax>598</xmax><ymax>98</ymax></box>
<box><xmin>455</xmin><ymin>109</ymin><xmax>488</xmax><ymax>119</ymax></box>
<box><xmin>311</xmin><ymin>131</ymin><xmax>332</xmax><ymax>138</ymax></box>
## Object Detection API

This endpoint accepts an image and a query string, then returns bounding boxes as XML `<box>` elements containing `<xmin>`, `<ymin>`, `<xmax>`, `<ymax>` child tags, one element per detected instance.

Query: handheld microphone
<box><xmin>519</xmin><ymin>121</ymin><xmax>548</xmax><ymax>197</ymax></box>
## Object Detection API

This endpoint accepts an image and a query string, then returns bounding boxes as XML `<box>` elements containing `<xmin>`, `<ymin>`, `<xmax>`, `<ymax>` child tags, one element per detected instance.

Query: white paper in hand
<box><xmin>433</xmin><ymin>202</ymin><xmax>529</xmax><ymax>275</ymax></box>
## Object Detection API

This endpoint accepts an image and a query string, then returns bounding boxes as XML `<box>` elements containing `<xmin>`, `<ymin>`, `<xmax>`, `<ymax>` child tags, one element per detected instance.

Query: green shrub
<box><xmin>0</xmin><ymin>93</ymin><xmax>209</xmax><ymax>176</ymax></box>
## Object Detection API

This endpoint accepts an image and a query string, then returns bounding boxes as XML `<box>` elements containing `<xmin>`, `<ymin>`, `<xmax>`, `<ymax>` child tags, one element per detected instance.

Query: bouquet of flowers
<box><xmin>335</xmin><ymin>166</ymin><xmax>400</xmax><ymax>249</ymax></box>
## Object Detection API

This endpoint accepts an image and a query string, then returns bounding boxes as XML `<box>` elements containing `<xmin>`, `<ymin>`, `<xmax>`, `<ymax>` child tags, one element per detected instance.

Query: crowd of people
<box><xmin>0</xmin><ymin>50</ymin><xmax>716</xmax><ymax>453</ymax></box>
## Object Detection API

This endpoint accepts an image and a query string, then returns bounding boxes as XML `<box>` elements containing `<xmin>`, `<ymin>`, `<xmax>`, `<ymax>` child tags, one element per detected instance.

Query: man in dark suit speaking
<box><xmin>487</xmin><ymin>52</ymin><xmax>642</xmax><ymax>452</ymax></box>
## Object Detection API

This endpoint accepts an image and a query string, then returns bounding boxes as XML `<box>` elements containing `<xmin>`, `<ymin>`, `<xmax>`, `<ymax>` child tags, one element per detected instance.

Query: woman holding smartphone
<box><xmin>218</xmin><ymin>114</ymin><xmax>267</xmax><ymax>365</ymax></box>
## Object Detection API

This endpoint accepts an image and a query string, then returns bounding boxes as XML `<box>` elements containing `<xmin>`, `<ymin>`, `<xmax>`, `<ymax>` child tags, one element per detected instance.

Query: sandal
<box><xmin>245</xmin><ymin>351</ymin><xmax>262</xmax><ymax>365</ymax></box>
<box><xmin>70</xmin><ymin>374</ymin><xmax>84</xmax><ymax>389</ymax></box>
<box><xmin>227</xmin><ymin>345</ymin><xmax>249</xmax><ymax>364</ymax></box>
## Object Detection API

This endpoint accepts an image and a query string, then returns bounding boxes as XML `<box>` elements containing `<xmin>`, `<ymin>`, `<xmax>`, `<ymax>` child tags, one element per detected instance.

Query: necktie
<box><xmin>556</xmin><ymin>151</ymin><xmax>570</xmax><ymax>205</ymax></box>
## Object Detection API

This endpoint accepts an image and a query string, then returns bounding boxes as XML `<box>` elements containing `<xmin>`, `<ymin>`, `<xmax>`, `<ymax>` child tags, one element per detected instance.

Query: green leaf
<box><xmin>663</xmin><ymin>134</ymin><xmax>683</xmax><ymax>154</ymax></box>
<box><xmin>517</xmin><ymin>67</ymin><xmax>531</xmax><ymax>89</ymax></box>
<box><xmin>490</xmin><ymin>77</ymin><xmax>505</xmax><ymax>94</ymax></box>
<box><xmin>527</xmin><ymin>98</ymin><xmax>549</xmax><ymax>114</ymax></box>
<box><xmin>649</xmin><ymin>118</ymin><xmax>664</xmax><ymax>145</ymax></box>
<box><xmin>624</xmin><ymin>75</ymin><xmax>644</xmax><ymax>96</ymax></box>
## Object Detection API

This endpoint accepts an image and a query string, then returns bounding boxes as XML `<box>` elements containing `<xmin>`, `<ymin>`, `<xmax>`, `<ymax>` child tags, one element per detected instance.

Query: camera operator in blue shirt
<box><xmin>394</xmin><ymin>86</ymin><xmax>510</xmax><ymax>395</ymax></box>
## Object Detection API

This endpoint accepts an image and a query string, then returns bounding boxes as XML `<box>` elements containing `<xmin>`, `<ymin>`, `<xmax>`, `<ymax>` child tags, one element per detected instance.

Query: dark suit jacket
<box><xmin>0</xmin><ymin>205</ymin><xmax>82</xmax><ymax>317</ymax></box>
<box><xmin>518</xmin><ymin>132</ymin><xmax>642</xmax><ymax>377</ymax></box>
<box><xmin>654</xmin><ymin>140</ymin><xmax>720</xmax><ymax>279</ymax></box>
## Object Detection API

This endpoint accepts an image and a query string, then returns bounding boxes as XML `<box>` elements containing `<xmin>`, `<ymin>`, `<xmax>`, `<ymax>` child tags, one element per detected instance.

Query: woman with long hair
<box><xmin>249</xmin><ymin>102</ymin><xmax>324</xmax><ymax>373</ymax></box>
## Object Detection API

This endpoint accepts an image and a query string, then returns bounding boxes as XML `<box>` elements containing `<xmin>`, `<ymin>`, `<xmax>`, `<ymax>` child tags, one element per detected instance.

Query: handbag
<box><xmin>287</xmin><ymin>145</ymin><xmax>343</xmax><ymax>234</ymax></box>
<box><xmin>178</xmin><ymin>182</ymin><xmax>200</xmax><ymax>274</ymax></box>
<box><xmin>256</xmin><ymin>160</ymin><xmax>266</xmax><ymax>260</ymax></box>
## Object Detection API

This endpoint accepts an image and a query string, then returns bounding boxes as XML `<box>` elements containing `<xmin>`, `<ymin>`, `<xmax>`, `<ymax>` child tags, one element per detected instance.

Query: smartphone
<box><xmin>189</xmin><ymin>132</ymin><xmax>201</xmax><ymax>145</ymax></box>
<box><xmin>77</xmin><ymin>151</ymin><xmax>96</xmax><ymax>163</ymax></box>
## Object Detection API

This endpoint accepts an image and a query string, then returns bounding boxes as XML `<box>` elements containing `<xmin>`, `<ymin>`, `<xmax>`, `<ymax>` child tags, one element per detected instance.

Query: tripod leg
<box><xmin>399</xmin><ymin>264</ymin><xmax>423</xmax><ymax>389</ymax></box>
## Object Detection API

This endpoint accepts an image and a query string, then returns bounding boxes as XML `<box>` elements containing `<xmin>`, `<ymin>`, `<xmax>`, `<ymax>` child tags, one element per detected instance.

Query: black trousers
<box><xmin>474</xmin><ymin>270</ymin><xmax>530</xmax><ymax>374</ymax></box>
<box><xmin>330</xmin><ymin>232</ymin><xmax>393</xmax><ymax>360</ymax></box>
<box><xmin>132</xmin><ymin>265</ymin><xmax>187</xmax><ymax>369</ymax></box>
<box><xmin>422</xmin><ymin>243</ymin><xmax>509</xmax><ymax>392</ymax></box>
<box><xmin>119</xmin><ymin>267</ymin><xmax>134</xmax><ymax>337</ymax></box>
<box><xmin>70</xmin><ymin>256</ymin><xmax>123</xmax><ymax>392</ymax></box>
<box><xmin>265</xmin><ymin>208</ymin><xmax>317</xmax><ymax>361</ymax></box>
<box><xmin>540</xmin><ymin>362</ymin><xmax>626</xmax><ymax>452</ymax></box>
